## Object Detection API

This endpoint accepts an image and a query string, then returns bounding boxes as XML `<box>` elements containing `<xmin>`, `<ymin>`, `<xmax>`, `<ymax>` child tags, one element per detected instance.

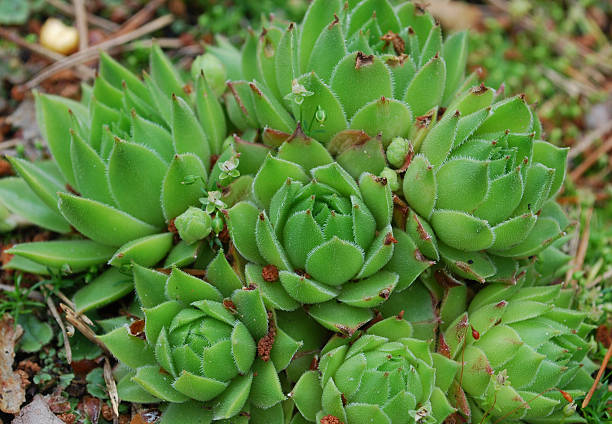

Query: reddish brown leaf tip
<box><xmin>355</xmin><ymin>51</ymin><xmax>375</xmax><ymax>69</ymax></box>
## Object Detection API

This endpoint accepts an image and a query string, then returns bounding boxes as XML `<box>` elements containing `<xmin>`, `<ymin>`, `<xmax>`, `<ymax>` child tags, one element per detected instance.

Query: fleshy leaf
<box><xmin>58</xmin><ymin>193</ymin><xmax>159</xmax><ymax>247</ymax></box>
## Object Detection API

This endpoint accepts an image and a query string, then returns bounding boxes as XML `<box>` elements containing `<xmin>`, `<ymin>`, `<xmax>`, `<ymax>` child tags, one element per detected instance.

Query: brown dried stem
<box><xmin>568</xmin><ymin>121</ymin><xmax>612</xmax><ymax>160</ymax></box>
<box><xmin>60</xmin><ymin>303</ymin><xmax>110</xmax><ymax>355</ymax></box>
<box><xmin>581</xmin><ymin>342</ymin><xmax>612</xmax><ymax>409</ymax></box>
<box><xmin>114</xmin><ymin>0</ymin><xmax>167</xmax><ymax>37</ymax></box>
<box><xmin>72</xmin><ymin>0</ymin><xmax>88</xmax><ymax>51</ymax></box>
<box><xmin>565</xmin><ymin>206</ymin><xmax>593</xmax><ymax>288</ymax></box>
<box><xmin>103</xmin><ymin>358</ymin><xmax>119</xmax><ymax>419</ymax></box>
<box><xmin>46</xmin><ymin>295</ymin><xmax>72</xmax><ymax>363</ymax></box>
<box><xmin>570</xmin><ymin>136</ymin><xmax>612</xmax><ymax>181</ymax></box>
<box><xmin>46</xmin><ymin>0</ymin><xmax>119</xmax><ymax>32</ymax></box>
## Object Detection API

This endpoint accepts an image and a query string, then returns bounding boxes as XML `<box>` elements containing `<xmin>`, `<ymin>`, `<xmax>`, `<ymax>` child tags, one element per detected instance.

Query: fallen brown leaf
<box><xmin>11</xmin><ymin>395</ymin><xmax>64</xmax><ymax>424</ymax></box>
<box><xmin>0</xmin><ymin>315</ymin><xmax>25</xmax><ymax>414</ymax></box>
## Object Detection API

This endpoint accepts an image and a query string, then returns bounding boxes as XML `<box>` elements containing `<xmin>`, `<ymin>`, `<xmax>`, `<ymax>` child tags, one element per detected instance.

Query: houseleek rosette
<box><xmin>397</xmin><ymin>87</ymin><xmax>571</xmax><ymax>285</ymax></box>
<box><xmin>441</xmin><ymin>283</ymin><xmax>595</xmax><ymax>423</ymax></box>
<box><xmin>227</xmin><ymin>128</ymin><xmax>431</xmax><ymax>334</ymax></box>
<box><xmin>0</xmin><ymin>47</ymin><xmax>269</xmax><ymax>311</ymax></box>
<box><xmin>290</xmin><ymin>317</ymin><xmax>459</xmax><ymax>423</ymax></box>
<box><xmin>100</xmin><ymin>251</ymin><xmax>302</xmax><ymax>422</ymax></box>
<box><xmin>219</xmin><ymin>0</ymin><xmax>472</xmax><ymax>146</ymax></box>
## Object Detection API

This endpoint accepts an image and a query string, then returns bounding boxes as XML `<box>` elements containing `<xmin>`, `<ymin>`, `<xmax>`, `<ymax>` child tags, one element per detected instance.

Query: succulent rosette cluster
<box><xmin>398</xmin><ymin>88</ymin><xmax>571</xmax><ymax>285</ymax></box>
<box><xmin>290</xmin><ymin>316</ymin><xmax>459</xmax><ymax>424</ymax></box>
<box><xmin>220</xmin><ymin>0</ymin><xmax>472</xmax><ymax>145</ymax></box>
<box><xmin>0</xmin><ymin>47</ymin><xmax>270</xmax><ymax>311</ymax></box>
<box><xmin>441</xmin><ymin>283</ymin><xmax>595</xmax><ymax>423</ymax></box>
<box><xmin>214</xmin><ymin>0</ymin><xmax>572</xmax><ymax>286</ymax></box>
<box><xmin>100</xmin><ymin>251</ymin><xmax>302</xmax><ymax>423</ymax></box>
<box><xmin>227</xmin><ymin>127</ymin><xmax>432</xmax><ymax>334</ymax></box>
<box><xmin>0</xmin><ymin>1</ymin><xmax>599</xmax><ymax>424</ymax></box>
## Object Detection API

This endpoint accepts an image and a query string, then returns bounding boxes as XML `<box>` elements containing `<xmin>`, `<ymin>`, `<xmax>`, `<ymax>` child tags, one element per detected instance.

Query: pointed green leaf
<box><xmin>161</xmin><ymin>153</ymin><xmax>207</xmax><ymax>222</ymax></box>
<box><xmin>195</xmin><ymin>73</ymin><xmax>227</xmax><ymax>155</ymax></box>
<box><xmin>331</xmin><ymin>52</ymin><xmax>393</xmax><ymax>119</ymax></box>
<box><xmin>403</xmin><ymin>154</ymin><xmax>436</xmax><ymax>219</ymax></box>
<box><xmin>350</xmin><ymin>97</ymin><xmax>412</xmax><ymax>144</ymax></box>
<box><xmin>109</xmin><ymin>233</ymin><xmax>173</xmax><ymax>267</ymax></box>
<box><xmin>228</xmin><ymin>202</ymin><xmax>265</xmax><ymax>264</ymax></box>
<box><xmin>431</xmin><ymin>210</ymin><xmax>494</xmax><ymax>252</ymax></box>
<box><xmin>133</xmin><ymin>365</ymin><xmax>189</xmax><ymax>403</ymax></box>
<box><xmin>108</xmin><ymin>139</ymin><xmax>167</xmax><ymax>226</ymax></box>
<box><xmin>7</xmin><ymin>156</ymin><xmax>66</xmax><ymax>214</ymax></box>
<box><xmin>0</xmin><ymin>177</ymin><xmax>70</xmax><ymax>233</ymax></box>
<box><xmin>58</xmin><ymin>193</ymin><xmax>159</xmax><ymax>247</ymax></box>
<box><xmin>8</xmin><ymin>240</ymin><xmax>114</xmax><ymax>272</ymax></box>
<box><xmin>404</xmin><ymin>55</ymin><xmax>446</xmax><ymax>117</ymax></box>
<box><xmin>150</xmin><ymin>45</ymin><xmax>185</xmax><ymax>99</ymax></box>
<box><xmin>172</xmin><ymin>95</ymin><xmax>210</xmax><ymax>168</ymax></box>
<box><xmin>98</xmin><ymin>326</ymin><xmax>156</xmax><ymax>369</ymax></box>
<box><xmin>253</xmin><ymin>155</ymin><xmax>309</xmax><ymax>208</ymax></box>
<box><xmin>435</xmin><ymin>158</ymin><xmax>489</xmax><ymax>212</ymax></box>
<box><xmin>279</xmin><ymin>270</ymin><xmax>339</xmax><ymax>304</ymax></box>
<box><xmin>305</xmin><ymin>237</ymin><xmax>364</xmax><ymax>286</ymax></box>
<box><xmin>420</xmin><ymin>110</ymin><xmax>460</xmax><ymax>167</ymax></box>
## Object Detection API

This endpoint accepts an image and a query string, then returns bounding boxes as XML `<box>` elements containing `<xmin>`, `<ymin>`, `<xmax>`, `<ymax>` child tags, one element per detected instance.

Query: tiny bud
<box><xmin>174</xmin><ymin>207</ymin><xmax>212</xmax><ymax>245</ymax></box>
<box><xmin>211</xmin><ymin>214</ymin><xmax>225</xmax><ymax>235</ymax></box>
<box><xmin>562</xmin><ymin>402</ymin><xmax>577</xmax><ymax>416</ymax></box>
<box><xmin>386</xmin><ymin>137</ymin><xmax>412</xmax><ymax>168</ymax></box>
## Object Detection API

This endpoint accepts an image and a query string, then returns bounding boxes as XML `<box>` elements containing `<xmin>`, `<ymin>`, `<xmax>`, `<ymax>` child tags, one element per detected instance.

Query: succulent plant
<box><xmin>441</xmin><ymin>283</ymin><xmax>595</xmax><ymax>423</ymax></box>
<box><xmin>290</xmin><ymin>316</ymin><xmax>458</xmax><ymax>423</ymax></box>
<box><xmin>213</xmin><ymin>0</ymin><xmax>573</xmax><ymax>286</ymax></box>
<box><xmin>219</xmin><ymin>0</ymin><xmax>472</xmax><ymax>146</ymax></box>
<box><xmin>226</xmin><ymin>126</ymin><xmax>433</xmax><ymax>333</ymax></box>
<box><xmin>0</xmin><ymin>47</ymin><xmax>263</xmax><ymax>284</ymax></box>
<box><xmin>398</xmin><ymin>89</ymin><xmax>571</xmax><ymax>284</ymax></box>
<box><xmin>100</xmin><ymin>250</ymin><xmax>302</xmax><ymax>422</ymax></box>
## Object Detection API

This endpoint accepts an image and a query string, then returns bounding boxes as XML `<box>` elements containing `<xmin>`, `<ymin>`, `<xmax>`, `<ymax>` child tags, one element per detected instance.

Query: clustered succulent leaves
<box><xmin>226</xmin><ymin>127</ymin><xmax>432</xmax><ymax>333</ymax></box>
<box><xmin>0</xmin><ymin>45</ymin><xmax>263</xmax><ymax>302</ymax></box>
<box><xmin>291</xmin><ymin>316</ymin><xmax>458</xmax><ymax>423</ymax></box>
<box><xmin>100</xmin><ymin>251</ymin><xmax>302</xmax><ymax>423</ymax></box>
<box><xmin>0</xmin><ymin>1</ymin><xmax>600</xmax><ymax>423</ymax></box>
<box><xmin>442</xmin><ymin>283</ymin><xmax>596</xmax><ymax>423</ymax></box>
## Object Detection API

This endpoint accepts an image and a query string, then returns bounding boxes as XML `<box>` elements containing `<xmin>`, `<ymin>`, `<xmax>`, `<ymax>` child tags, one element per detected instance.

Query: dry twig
<box><xmin>565</xmin><ymin>207</ymin><xmax>593</xmax><ymax>289</ymax></box>
<box><xmin>569</xmin><ymin>120</ymin><xmax>612</xmax><ymax>159</ymax></box>
<box><xmin>46</xmin><ymin>0</ymin><xmax>119</xmax><ymax>32</ymax></box>
<box><xmin>72</xmin><ymin>0</ymin><xmax>88</xmax><ymax>51</ymax></box>
<box><xmin>570</xmin><ymin>136</ymin><xmax>612</xmax><ymax>181</ymax></box>
<box><xmin>581</xmin><ymin>342</ymin><xmax>612</xmax><ymax>408</ymax></box>
<box><xmin>45</xmin><ymin>296</ymin><xmax>72</xmax><ymax>363</ymax></box>
<box><xmin>60</xmin><ymin>303</ymin><xmax>110</xmax><ymax>355</ymax></box>
<box><xmin>114</xmin><ymin>0</ymin><xmax>167</xmax><ymax>37</ymax></box>
<box><xmin>103</xmin><ymin>358</ymin><xmax>120</xmax><ymax>420</ymax></box>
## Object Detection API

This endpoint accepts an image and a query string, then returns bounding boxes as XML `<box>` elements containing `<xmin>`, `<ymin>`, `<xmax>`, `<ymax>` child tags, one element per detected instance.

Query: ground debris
<box><xmin>0</xmin><ymin>315</ymin><xmax>26</xmax><ymax>414</ymax></box>
<box><xmin>10</xmin><ymin>395</ymin><xmax>64</xmax><ymax>424</ymax></box>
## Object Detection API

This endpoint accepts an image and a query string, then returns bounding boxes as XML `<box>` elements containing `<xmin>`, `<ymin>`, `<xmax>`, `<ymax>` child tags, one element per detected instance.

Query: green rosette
<box><xmin>441</xmin><ymin>283</ymin><xmax>596</xmax><ymax>423</ymax></box>
<box><xmin>2</xmin><ymin>45</ymin><xmax>261</xmax><ymax>280</ymax></box>
<box><xmin>227</xmin><ymin>127</ymin><xmax>432</xmax><ymax>334</ymax></box>
<box><xmin>100</xmin><ymin>250</ymin><xmax>302</xmax><ymax>423</ymax></box>
<box><xmin>290</xmin><ymin>317</ymin><xmax>458</xmax><ymax>424</ymax></box>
